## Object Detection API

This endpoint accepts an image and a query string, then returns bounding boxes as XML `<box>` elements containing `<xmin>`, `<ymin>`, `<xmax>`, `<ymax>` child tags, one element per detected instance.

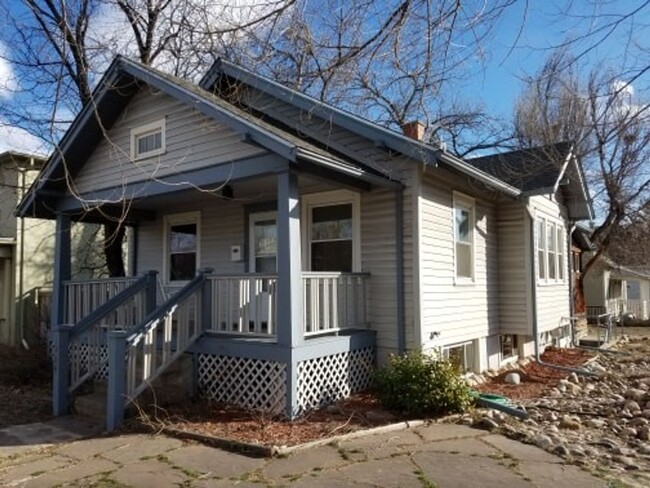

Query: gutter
<box><xmin>524</xmin><ymin>202</ymin><xmax>594</xmax><ymax>376</ymax></box>
<box><xmin>18</xmin><ymin>168</ymin><xmax>27</xmax><ymax>346</ymax></box>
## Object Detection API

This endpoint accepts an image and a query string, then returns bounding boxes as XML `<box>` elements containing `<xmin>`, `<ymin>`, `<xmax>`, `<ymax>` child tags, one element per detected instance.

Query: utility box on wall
<box><xmin>230</xmin><ymin>245</ymin><xmax>242</xmax><ymax>262</ymax></box>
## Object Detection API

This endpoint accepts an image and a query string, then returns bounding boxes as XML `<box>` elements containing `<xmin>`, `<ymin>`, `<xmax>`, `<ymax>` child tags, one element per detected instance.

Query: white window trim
<box><xmin>162</xmin><ymin>211</ymin><xmax>201</xmax><ymax>285</ymax></box>
<box><xmin>131</xmin><ymin>118</ymin><xmax>166</xmax><ymax>160</ymax></box>
<box><xmin>452</xmin><ymin>191</ymin><xmax>475</xmax><ymax>285</ymax></box>
<box><xmin>301</xmin><ymin>189</ymin><xmax>361</xmax><ymax>272</ymax></box>
<box><xmin>536</xmin><ymin>215</ymin><xmax>567</xmax><ymax>286</ymax></box>
<box><xmin>249</xmin><ymin>211</ymin><xmax>277</xmax><ymax>273</ymax></box>
<box><xmin>499</xmin><ymin>334</ymin><xmax>519</xmax><ymax>364</ymax></box>
<box><xmin>441</xmin><ymin>340</ymin><xmax>477</xmax><ymax>373</ymax></box>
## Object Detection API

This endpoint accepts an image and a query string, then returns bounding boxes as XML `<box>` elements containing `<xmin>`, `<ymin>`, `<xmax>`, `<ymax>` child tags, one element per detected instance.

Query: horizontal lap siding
<box><xmin>497</xmin><ymin>202</ymin><xmax>530</xmax><ymax>335</ymax></box>
<box><xmin>137</xmin><ymin>198</ymin><xmax>245</xmax><ymax>278</ymax></box>
<box><xmin>74</xmin><ymin>88</ymin><xmax>267</xmax><ymax>194</ymax></box>
<box><xmin>419</xmin><ymin>174</ymin><xmax>499</xmax><ymax>347</ymax></box>
<box><xmin>531</xmin><ymin>196</ymin><xmax>570</xmax><ymax>333</ymax></box>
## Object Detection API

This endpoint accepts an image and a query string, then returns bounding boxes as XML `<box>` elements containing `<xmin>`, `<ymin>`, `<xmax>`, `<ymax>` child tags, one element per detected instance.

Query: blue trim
<box><xmin>56</xmin><ymin>154</ymin><xmax>289</xmax><ymax>212</ymax></box>
<box><xmin>292</xmin><ymin>330</ymin><xmax>376</xmax><ymax>362</ymax></box>
<box><xmin>106</xmin><ymin>330</ymin><xmax>128</xmax><ymax>432</ymax></box>
<box><xmin>243</xmin><ymin>201</ymin><xmax>277</xmax><ymax>273</ymax></box>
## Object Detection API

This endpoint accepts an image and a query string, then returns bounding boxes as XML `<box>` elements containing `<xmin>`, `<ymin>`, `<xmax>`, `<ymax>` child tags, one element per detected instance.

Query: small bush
<box><xmin>373</xmin><ymin>351</ymin><xmax>475</xmax><ymax>417</ymax></box>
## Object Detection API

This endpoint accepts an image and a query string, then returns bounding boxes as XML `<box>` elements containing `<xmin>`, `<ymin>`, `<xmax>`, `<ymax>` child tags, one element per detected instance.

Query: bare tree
<box><xmin>513</xmin><ymin>50</ymin><xmax>650</xmax><ymax>284</ymax></box>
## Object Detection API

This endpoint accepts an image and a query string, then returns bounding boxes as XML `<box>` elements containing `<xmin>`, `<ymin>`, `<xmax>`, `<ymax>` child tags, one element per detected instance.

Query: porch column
<box><xmin>276</xmin><ymin>171</ymin><xmax>303</xmax><ymax>348</ymax></box>
<box><xmin>51</xmin><ymin>213</ymin><xmax>72</xmax><ymax>415</ymax></box>
<box><xmin>277</xmin><ymin>171</ymin><xmax>303</xmax><ymax>417</ymax></box>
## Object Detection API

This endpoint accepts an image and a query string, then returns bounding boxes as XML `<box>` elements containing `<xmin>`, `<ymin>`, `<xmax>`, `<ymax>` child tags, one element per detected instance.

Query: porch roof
<box><xmin>16</xmin><ymin>57</ymin><xmax>398</xmax><ymax>221</ymax></box>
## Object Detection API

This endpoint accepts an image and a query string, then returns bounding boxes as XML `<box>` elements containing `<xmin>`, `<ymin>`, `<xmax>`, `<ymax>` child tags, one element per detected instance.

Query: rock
<box><xmin>629</xmin><ymin>417</ymin><xmax>648</xmax><ymax>427</ymax></box>
<box><xmin>365</xmin><ymin>410</ymin><xmax>396</xmax><ymax>423</ymax></box>
<box><xmin>549</xmin><ymin>388</ymin><xmax>562</xmax><ymax>398</ymax></box>
<box><xmin>641</xmin><ymin>409</ymin><xmax>650</xmax><ymax>419</ymax></box>
<box><xmin>613</xmin><ymin>455</ymin><xmax>640</xmax><ymax>470</ymax></box>
<box><xmin>567</xmin><ymin>383</ymin><xmax>582</xmax><ymax>395</ymax></box>
<box><xmin>590</xmin><ymin>363</ymin><xmax>607</xmax><ymax>375</ymax></box>
<box><xmin>639</xmin><ymin>426</ymin><xmax>650</xmax><ymax>441</ymax></box>
<box><xmin>638</xmin><ymin>443</ymin><xmax>650</xmax><ymax>455</ymax></box>
<box><xmin>623</xmin><ymin>427</ymin><xmax>638</xmax><ymax>437</ymax></box>
<box><xmin>532</xmin><ymin>434</ymin><xmax>554</xmax><ymax>450</ymax></box>
<box><xmin>553</xmin><ymin>444</ymin><xmax>570</xmax><ymax>457</ymax></box>
<box><xmin>505</xmin><ymin>372</ymin><xmax>521</xmax><ymax>385</ymax></box>
<box><xmin>559</xmin><ymin>415</ymin><xmax>581</xmax><ymax>430</ymax></box>
<box><xmin>475</xmin><ymin>417</ymin><xmax>499</xmax><ymax>432</ymax></box>
<box><xmin>625</xmin><ymin>400</ymin><xmax>642</xmax><ymax>412</ymax></box>
<box><xmin>568</xmin><ymin>372</ymin><xmax>580</xmax><ymax>384</ymax></box>
<box><xmin>611</xmin><ymin>394</ymin><xmax>626</xmax><ymax>403</ymax></box>
<box><xmin>586</xmin><ymin>419</ymin><xmax>606</xmax><ymax>429</ymax></box>
<box><xmin>625</xmin><ymin>388</ymin><xmax>646</xmax><ymax>402</ymax></box>
<box><xmin>613</xmin><ymin>446</ymin><xmax>636</xmax><ymax>457</ymax></box>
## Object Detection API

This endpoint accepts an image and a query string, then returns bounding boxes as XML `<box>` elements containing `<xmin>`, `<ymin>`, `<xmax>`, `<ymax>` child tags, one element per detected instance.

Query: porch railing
<box><xmin>302</xmin><ymin>272</ymin><xmax>370</xmax><ymax>336</ymax></box>
<box><xmin>607</xmin><ymin>298</ymin><xmax>649</xmax><ymax>320</ymax></box>
<box><xmin>64</xmin><ymin>276</ymin><xmax>141</xmax><ymax>326</ymax></box>
<box><xmin>65</xmin><ymin>271</ymin><xmax>157</xmax><ymax>394</ymax></box>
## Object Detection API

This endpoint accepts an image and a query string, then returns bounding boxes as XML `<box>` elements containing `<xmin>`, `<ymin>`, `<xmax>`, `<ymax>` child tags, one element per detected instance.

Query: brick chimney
<box><xmin>402</xmin><ymin>120</ymin><xmax>426</xmax><ymax>141</ymax></box>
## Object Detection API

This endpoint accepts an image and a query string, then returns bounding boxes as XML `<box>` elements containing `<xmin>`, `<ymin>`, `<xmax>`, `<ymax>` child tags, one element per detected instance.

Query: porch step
<box><xmin>72</xmin><ymin>383</ymin><xmax>107</xmax><ymax>420</ymax></box>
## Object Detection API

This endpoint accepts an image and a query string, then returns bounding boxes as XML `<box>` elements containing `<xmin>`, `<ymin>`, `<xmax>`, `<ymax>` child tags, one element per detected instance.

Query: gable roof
<box><xmin>468</xmin><ymin>143</ymin><xmax>593</xmax><ymax>220</ymax></box>
<box><xmin>200</xmin><ymin>58</ymin><xmax>521</xmax><ymax>198</ymax></box>
<box><xmin>19</xmin><ymin>56</ymin><xmax>527</xmax><ymax>219</ymax></box>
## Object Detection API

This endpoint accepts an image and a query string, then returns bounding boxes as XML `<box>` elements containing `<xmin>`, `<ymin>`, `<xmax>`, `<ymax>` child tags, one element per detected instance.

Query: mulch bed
<box><xmin>0</xmin><ymin>344</ymin><xmax>52</xmax><ymax>428</ymax></box>
<box><xmin>134</xmin><ymin>392</ymin><xmax>400</xmax><ymax>448</ymax></box>
<box><xmin>474</xmin><ymin>347</ymin><xmax>595</xmax><ymax>400</ymax></box>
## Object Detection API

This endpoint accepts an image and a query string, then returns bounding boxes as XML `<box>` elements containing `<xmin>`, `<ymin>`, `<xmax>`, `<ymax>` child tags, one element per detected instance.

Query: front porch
<box><xmin>49</xmin><ymin>170</ymin><xmax>395</xmax><ymax>431</ymax></box>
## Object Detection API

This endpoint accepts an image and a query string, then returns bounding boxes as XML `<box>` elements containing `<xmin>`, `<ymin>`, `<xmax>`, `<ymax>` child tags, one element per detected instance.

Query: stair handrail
<box><xmin>69</xmin><ymin>270</ymin><xmax>158</xmax><ymax>339</ymax></box>
<box><xmin>125</xmin><ymin>268</ymin><xmax>213</xmax><ymax>345</ymax></box>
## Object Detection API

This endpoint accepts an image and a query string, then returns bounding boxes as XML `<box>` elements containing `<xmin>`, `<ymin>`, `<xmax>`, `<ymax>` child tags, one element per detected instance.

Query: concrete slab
<box><xmin>291</xmin><ymin>473</ymin><xmax>377</xmax><ymax>487</ymax></box>
<box><xmin>20</xmin><ymin>458</ymin><xmax>117</xmax><ymax>487</ymax></box>
<box><xmin>165</xmin><ymin>444</ymin><xmax>265</xmax><ymax>479</ymax></box>
<box><xmin>192</xmin><ymin>479</ymin><xmax>265</xmax><ymax>488</ymax></box>
<box><xmin>409</xmin><ymin>437</ymin><xmax>501</xmax><ymax>456</ymax></box>
<box><xmin>337</xmin><ymin>429</ymin><xmax>422</xmax><ymax>459</ymax></box>
<box><xmin>0</xmin><ymin>416</ymin><xmax>102</xmax><ymax>451</ymax></box>
<box><xmin>330</xmin><ymin>456</ymin><xmax>423</xmax><ymax>487</ymax></box>
<box><xmin>111</xmin><ymin>459</ymin><xmax>189</xmax><ymax>488</ymax></box>
<box><xmin>261</xmin><ymin>444</ymin><xmax>348</xmax><ymax>481</ymax></box>
<box><xmin>517</xmin><ymin>461</ymin><xmax>608</xmax><ymax>488</ymax></box>
<box><xmin>0</xmin><ymin>454</ymin><xmax>73</xmax><ymax>486</ymax></box>
<box><xmin>100</xmin><ymin>436</ymin><xmax>184</xmax><ymax>465</ymax></box>
<box><xmin>412</xmin><ymin>451</ymin><xmax>532</xmax><ymax>488</ymax></box>
<box><xmin>481</xmin><ymin>435</ymin><xmax>563</xmax><ymax>463</ymax></box>
<box><xmin>55</xmin><ymin>434</ymin><xmax>152</xmax><ymax>460</ymax></box>
<box><xmin>414</xmin><ymin>423</ymin><xmax>486</xmax><ymax>442</ymax></box>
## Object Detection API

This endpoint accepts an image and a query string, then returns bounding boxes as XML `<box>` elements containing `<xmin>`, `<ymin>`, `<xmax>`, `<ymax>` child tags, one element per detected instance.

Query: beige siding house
<box><xmin>19</xmin><ymin>56</ymin><xmax>592</xmax><ymax>430</ymax></box>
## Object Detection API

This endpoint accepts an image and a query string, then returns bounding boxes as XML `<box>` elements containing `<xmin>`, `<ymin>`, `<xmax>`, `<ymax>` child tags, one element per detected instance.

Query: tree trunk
<box><xmin>104</xmin><ymin>222</ymin><xmax>126</xmax><ymax>277</ymax></box>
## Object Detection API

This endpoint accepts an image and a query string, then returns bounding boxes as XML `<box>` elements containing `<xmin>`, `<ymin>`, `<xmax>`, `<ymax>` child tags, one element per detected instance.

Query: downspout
<box><xmin>395</xmin><ymin>187</ymin><xmax>405</xmax><ymax>354</ymax></box>
<box><xmin>525</xmin><ymin>203</ymin><xmax>594</xmax><ymax>376</ymax></box>
<box><xmin>18</xmin><ymin>168</ymin><xmax>27</xmax><ymax>347</ymax></box>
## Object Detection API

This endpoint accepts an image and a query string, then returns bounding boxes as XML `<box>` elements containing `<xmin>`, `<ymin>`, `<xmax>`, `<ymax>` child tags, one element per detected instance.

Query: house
<box><xmin>0</xmin><ymin>151</ymin><xmax>53</xmax><ymax>346</ymax></box>
<box><xmin>17</xmin><ymin>56</ymin><xmax>592</xmax><ymax>431</ymax></box>
<box><xmin>583</xmin><ymin>254</ymin><xmax>650</xmax><ymax>322</ymax></box>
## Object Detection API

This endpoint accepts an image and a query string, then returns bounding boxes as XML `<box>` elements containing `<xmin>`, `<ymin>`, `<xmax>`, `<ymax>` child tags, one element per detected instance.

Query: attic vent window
<box><xmin>131</xmin><ymin>119</ymin><xmax>166</xmax><ymax>160</ymax></box>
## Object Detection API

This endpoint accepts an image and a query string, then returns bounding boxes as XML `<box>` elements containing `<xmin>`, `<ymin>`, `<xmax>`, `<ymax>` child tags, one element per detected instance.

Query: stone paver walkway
<box><xmin>0</xmin><ymin>420</ymin><xmax>609</xmax><ymax>487</ymax></box>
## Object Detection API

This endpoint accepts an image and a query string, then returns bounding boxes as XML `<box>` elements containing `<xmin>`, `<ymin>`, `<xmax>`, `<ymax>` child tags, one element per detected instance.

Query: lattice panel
<box><xmin>297</xmin><ymin>346</ymin><xmax>374</xmax><ymax>413</ymax></box>
<box><xmin>197</xmin><ymin>354</ymin><xmax>287</xmax><ymax>414</ymax></box>
<box><xmin>69</xmin><ymin>343</ymin><xmax>109</xmax><ymax>380</ymax></box>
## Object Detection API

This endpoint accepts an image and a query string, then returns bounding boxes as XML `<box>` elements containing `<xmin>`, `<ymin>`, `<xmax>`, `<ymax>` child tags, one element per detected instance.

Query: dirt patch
<box><xmin>0</xmin><ymin>344</ymin><xmax>52</xmax><ymax>428</ymax></box>
<box><xmin>475</xmin><ymin>347</ymin><xmax>595</xmax><ymax>401</ymax></box>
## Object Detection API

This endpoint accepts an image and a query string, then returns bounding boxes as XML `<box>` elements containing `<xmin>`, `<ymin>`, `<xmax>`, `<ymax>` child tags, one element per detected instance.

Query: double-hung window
<box><xmin>164</xmin><ymin>212</ymin><xmax>200</xmax><ymax>282</ymax></box>
<box><xmin>131</xmin><ymin>119</ymin><xmax>166</xmax><ymax>160</ymax></box>
<box><xmin>453</xmin><ymin>193</ymin><xmax>474</xmax><ymax>281</ymax></box>
<box><xmin>537</xmin><ymin>217</ymin><xmax>566</xmax><ymax>284</ymax></box>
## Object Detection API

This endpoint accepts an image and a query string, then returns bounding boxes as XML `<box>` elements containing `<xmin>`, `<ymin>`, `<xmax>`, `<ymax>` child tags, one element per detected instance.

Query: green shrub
<box><xmin>373</xmin><ymin>351</ymin><xmax>475</xmax><ymax>417</ymax></box>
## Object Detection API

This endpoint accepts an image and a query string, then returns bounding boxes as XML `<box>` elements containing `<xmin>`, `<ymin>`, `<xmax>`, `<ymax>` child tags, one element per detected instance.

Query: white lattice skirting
<box><xmin>197</xmin><ymin>354</ymin><xmax>287</xmax><ymax>414</ymax></box>
<box><xmin>68</xmin><ymin>343</ymin><xmax>109</xmax><ymax>380</ymax></box>
<box><xmin>297</xmin><ymin>346</ymin><xmax>374</xmax><ymax>413</ymax></box>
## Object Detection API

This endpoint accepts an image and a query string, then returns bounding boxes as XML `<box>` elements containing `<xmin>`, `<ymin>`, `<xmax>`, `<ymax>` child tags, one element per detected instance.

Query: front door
<box><xmin>248</xmin><ymin>212</ymin><xmax>277</xmax><ymax>333</ymax></box>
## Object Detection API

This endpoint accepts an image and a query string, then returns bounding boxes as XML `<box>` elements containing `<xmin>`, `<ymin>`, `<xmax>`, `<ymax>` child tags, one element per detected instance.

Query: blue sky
<box><xmin>1</xmin><ymin>0</ymin><xmax>648</xmax><ymax>154</ymax></box>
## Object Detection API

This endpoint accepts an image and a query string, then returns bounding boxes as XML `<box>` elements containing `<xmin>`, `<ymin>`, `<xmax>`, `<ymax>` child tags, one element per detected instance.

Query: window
<box><xmin>537</xmin><ymin>220</ymin><xmax>546</xmax><ymax>280</ymax></box>
<box><xmin>249</xmin><ymin>212</ymin><xmax>277</xmax><ymax>273</ymax></box>
<box><xmin>303</xmin><ymin>190</ymin><xmax>360</xmax><ymax>272</ymax></box>
<box><xmin>500</xmin><ymin>334</ymin><xmax>518</xmax><ymax>359</ymax></box>
<box><xmin>547</xmin><ymin>222</ymin><xmax>556</xmax><ymax>280</ymax></box>
<box><xmin>537</xmin><ymin>217</ymin><xmax>566</xmax><ymax>284</ymax></box>
<box><xmin>557</xmin><ymin>227</ymin><xmax>565</xmax><ymax>281</ymax></box>
<box><xmin>443</xmin><ymin>341</ymin><xmax>475</xmax><ymax>373</ymax></box>
<box><xmin>164</xmin><ymin>212</ymin><xmax>199</xmax><ymax>282</ymax></box>
<box><xmin>131</xmin><ymin>119</ymin><xmax>165</xmax><ymax>160</ymax></box>
<box><xmin>453</xmin><ymin>193</ymin><xmax>474</xmax><ymax>281</ymax></box>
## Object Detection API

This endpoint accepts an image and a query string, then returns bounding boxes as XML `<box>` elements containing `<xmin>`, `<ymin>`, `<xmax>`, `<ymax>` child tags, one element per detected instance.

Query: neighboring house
<box><xmin>0</xmin><ymin>151</ymin><xmax>54</xmax><ymax>346</ymax></box>
<box><xmin>583</xmin><ymin>255</ymin><xmax>650</xmax><ymax>322</ymax></box>
<box><xmin>18</xmin><ymin>56</ymin><xmax>592</xmax><ymax>430</ymax></box>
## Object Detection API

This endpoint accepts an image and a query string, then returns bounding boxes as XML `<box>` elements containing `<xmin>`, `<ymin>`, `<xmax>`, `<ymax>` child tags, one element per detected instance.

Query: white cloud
<box><xmin>0</xmin><ymin>42</ymin><xmax>18</xmax><ymax>99</ymax></box>
<box><xmin>0</xmin><ymin>122</ymin><xmax>47</xmax><ymax>156</ymax></box>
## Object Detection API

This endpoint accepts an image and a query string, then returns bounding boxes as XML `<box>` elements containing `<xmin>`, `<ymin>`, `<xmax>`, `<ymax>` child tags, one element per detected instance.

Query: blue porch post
<box><xmin>51</xmin><ymin>213</ymin><xmax>72</xmax><ymax>416</ymax></box>
<box><xmin>144</xmin><ymin>270</ymin><xmax>158</xmax><ymax>316</ymax></box>
<box><xmin>276</xmin><ymin>171</ymin><xmax>303</xmax><ymax>417</ymax></box>
<box><xmin>106</xmin><ymin>330</ymin><xmax>128</xmax><ymax>432</ymax></box>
